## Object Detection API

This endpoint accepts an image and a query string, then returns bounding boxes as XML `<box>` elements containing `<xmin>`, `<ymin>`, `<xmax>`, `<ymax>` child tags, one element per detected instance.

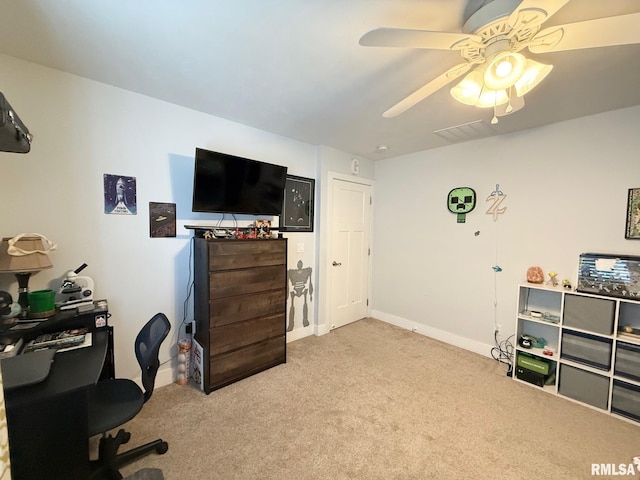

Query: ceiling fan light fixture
<box><xmin>450</xmin><ymin>70</ymin><xmax>484</xmax><ymax>106</ymax></box>
<box><xmin>514</xmin><ymin>59</ymin><xmax>553</xmax><ymax>97</ymax></box>
<box><xmin>484</xmin><ymin>51</ymin><xmax>526</xmax><ymax>90</ymax></box>
<box><xmin>476</xmin><ymin>88</ymin><xmax>509</xmax><ymax>108</ymax></box>
<box><xmin>450</xmin><ymin>68</ymin><xmax>509</xmax><ymax>108</ymax></box>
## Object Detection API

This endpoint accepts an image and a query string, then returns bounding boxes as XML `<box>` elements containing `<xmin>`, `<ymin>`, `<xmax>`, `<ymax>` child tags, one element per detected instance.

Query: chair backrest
<box><xmin>135</xmin><ymin>312</ymin><xmax>171</xmax><ymax>402</ymax></box>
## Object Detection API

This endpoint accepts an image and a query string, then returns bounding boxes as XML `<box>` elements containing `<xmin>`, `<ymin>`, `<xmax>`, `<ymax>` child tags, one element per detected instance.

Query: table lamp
<box><xmin>0</xmin><ymin>235</ymin><xmax>54</xmax><ymax>318</ymax></box>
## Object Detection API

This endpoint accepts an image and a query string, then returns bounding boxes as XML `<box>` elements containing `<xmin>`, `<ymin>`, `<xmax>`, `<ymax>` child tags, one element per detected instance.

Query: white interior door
<box><xmin>329</xmin><ymin>178</ymin><xmax>371</xmax><ymax>330</ymax></box>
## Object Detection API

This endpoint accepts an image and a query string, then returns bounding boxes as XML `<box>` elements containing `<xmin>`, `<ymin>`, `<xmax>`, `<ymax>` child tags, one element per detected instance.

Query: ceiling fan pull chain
<box><xmin>505</xmin><ymin>86</ymin><xmax>513</xmax><ymax>114</ymax></box>
<box><xmin>491</xmin><ymin>89</ymin><xmax>499</xmax><ymax>125</ymax></box>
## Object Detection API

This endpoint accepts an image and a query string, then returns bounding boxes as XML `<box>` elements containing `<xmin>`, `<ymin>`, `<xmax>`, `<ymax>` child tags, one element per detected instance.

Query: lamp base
<box><xmin>15</xmin><ymin>272</ymin><xmax>33</xmax><ymax>319</ymax></box>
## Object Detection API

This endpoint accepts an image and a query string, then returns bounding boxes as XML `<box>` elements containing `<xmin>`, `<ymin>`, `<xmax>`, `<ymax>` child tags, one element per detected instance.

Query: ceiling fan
<box><xmin>360</xmin><ymin>0</ymin><xmax>640</xmax><ymax>122</ymax></box>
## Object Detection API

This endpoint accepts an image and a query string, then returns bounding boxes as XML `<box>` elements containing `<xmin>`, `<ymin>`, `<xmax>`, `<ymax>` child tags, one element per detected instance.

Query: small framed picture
<box><xmin>625</xmin><ymin>188</ymin><xmax>640</xmax><ymax>239</ymax></box>
<box><xmin>281</xmin><ymin>175</ymin><xmax>315</xmax><ymax>232</ymax></box>
<box><xmin>149</xmin><ymin>202</ymin><xmax>176</xmax><ymax>238</ymax></box>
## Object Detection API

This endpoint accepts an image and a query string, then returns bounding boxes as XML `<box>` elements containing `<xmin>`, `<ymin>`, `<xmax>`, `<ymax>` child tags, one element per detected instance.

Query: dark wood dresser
<box><xmin>194</xmin><ymin>237</ymin><xmax>287</xmax><ymax>393</ymax></box>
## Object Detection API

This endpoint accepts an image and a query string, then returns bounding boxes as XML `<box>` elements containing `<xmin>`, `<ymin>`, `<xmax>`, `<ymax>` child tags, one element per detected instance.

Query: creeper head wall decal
<box><xmin>447</xmin><ymin>187</ymin><xmax>476</xmax><ymax>223</ymax></box>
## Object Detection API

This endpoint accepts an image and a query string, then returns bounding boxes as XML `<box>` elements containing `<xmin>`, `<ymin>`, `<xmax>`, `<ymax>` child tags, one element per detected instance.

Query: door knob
<box><xmin>332</xmin><ymin>261</ymin><xmax>342</xmax><ymax>266</ymax></box>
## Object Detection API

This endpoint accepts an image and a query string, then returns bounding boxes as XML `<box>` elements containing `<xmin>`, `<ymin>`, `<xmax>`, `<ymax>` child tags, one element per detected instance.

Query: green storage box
<box><xmin>517</xmin><ymin>352</ymin><xmax>550</xmax><ymax>375</ymax></box>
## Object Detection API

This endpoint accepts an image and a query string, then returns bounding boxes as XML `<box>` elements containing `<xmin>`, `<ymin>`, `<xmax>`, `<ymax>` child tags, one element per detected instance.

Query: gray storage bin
<box><xmin>558</xmin><ymin>363</ymin><xmax>609</xmax><ymax>410</ymax></box>
<box><xmin>563</xmin><ymin>294</ymin><xmax>615</xmax><ymax>335</ymax></box>
<box><xmin>615</xmin><ymin>342</ymin><xmax>640</xmax><ymax>382</ymax></box>
<box><xmin>561</xmin><ymin>329</ymin><xmax>612</xmax><ymax>370</ymax></box>
<box><xmin>611</xmin><ymin>380</ymin><xmax>640</xmax><ymax>422</ymax></box>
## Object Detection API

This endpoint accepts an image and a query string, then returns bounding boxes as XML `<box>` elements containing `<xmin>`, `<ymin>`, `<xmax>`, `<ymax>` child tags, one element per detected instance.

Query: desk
<box><xmin>2</xmin><ymin>306</ymin><xmax>112</xmax><ymax>480</ymax></box>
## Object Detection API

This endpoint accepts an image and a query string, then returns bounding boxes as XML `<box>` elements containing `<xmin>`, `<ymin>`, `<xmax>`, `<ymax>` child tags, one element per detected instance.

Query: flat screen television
<box><xmin>192</xmin><ymin>147</ymin><xmax>288</xmax><ymax>215</ymax></box>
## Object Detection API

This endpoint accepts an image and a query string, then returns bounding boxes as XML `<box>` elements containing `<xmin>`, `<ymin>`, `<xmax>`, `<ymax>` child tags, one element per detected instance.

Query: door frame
<box><xmin>317</xmin><ymin>171</ymin><xmax>374</xmax><ymax>336</ymax></box>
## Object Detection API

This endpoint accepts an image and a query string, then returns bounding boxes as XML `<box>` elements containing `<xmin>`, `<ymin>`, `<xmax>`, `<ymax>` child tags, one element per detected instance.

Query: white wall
<box><xmin>371</xmin><ymin>105</ymin><xmax>640</xmax><ymax>356</ymax></box>
<box><xmin>0</xmin><ymin>54</ymin><xmax>323</xmax><ymax>387</ymax></box>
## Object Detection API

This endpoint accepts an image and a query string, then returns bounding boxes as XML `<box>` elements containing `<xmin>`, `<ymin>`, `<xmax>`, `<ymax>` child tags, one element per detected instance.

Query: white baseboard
<box><xmin>134</xmin><ymin>366</ymin><xmax>175</xmax><ymax>390</ymax></box>
<box><xmin>286</xmin><ymin>325</ymin><xmax>314</xmax><ymax>342</ymax></box>
<box><xmin>371</xmin><ymin>309</ymin><xmax>493</xmax><ymax>359</ymax></box>
<box><xmin>315</xmin><ymin>322</ymin><xmax>330</xmax><ymax>336</ymax></box>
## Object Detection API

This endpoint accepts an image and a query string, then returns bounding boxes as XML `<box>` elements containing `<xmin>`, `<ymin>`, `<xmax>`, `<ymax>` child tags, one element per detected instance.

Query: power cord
<box><xmin>491</xmin><ymin>331</ymin><xmax>514</xmax><ymax>376</ymax></box>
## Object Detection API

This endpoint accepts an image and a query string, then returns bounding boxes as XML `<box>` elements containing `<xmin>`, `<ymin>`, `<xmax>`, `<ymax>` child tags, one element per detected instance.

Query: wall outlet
<box><xmin>495</xmin><ymin>324</ymin><xmax>502</xmax><ymax>334</ymax></box>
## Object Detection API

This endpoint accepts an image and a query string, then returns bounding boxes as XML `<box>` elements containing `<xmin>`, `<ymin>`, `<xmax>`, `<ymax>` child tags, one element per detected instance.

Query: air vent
<box><xmin>433</xmin><ymin>119</ymin><xmax>497</xmax><ymax>144</ymax></box>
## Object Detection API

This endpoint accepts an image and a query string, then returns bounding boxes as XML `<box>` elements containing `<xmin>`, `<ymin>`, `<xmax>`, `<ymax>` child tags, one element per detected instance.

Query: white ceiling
<box><xmin>0</xmin><ymin>0</ymin><xmax>639</xmax><ymax>160</ymax></box>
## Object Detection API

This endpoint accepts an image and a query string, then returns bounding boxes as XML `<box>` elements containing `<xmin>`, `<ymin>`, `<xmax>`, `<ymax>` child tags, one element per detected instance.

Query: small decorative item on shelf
<box><xmin>255</xmin><ymin>220</ymin><xmax>271</xmax><ymax>239</ymax></box>
<box><xmin>526</xmin><ymin>266</ymin><xmax>544</xmax><ymax>284</ymax></box>
<box><xmin>562</xmin><ymin>279</ymin><xmax>572</xmax><ymax>290</ymax></box>
<box><xmin>547</xmin><ymin>271</ymin><xmax>558</xmax><ymax>287</ymax></box>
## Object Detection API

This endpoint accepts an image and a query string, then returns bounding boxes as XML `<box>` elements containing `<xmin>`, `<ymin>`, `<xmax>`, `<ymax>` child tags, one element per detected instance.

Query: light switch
<box><xmin>296</xmin><ymin>243</ymin><xmax>304</xmax><ymax>253</ymax></box>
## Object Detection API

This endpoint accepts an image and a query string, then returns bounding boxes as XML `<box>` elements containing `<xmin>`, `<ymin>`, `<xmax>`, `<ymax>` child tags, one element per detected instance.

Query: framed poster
<box><xmin>625</xmin><ymin>188</ymin><xmax>640</xmax><ymax>239</ymax></box>
<box><xmin>104</xmin><ymin>174</ymin><xmax>137</xmax><ymax>215</ymax></box>
<box><xmin>149</xmin><ymin>202</ymin><xmax>176</xmax><ymax>238</ymax></box>
<box><xmin>281</xmin><ymin>175</ymin><xmax>314</xmax><ymax>232</ymax></box>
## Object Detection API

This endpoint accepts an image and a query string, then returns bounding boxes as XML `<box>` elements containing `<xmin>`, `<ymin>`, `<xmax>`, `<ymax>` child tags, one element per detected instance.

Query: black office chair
<box><xmin>88</xmin><ymin>312</ymin><xmax>171</xmax><ymax>480</ymax></box>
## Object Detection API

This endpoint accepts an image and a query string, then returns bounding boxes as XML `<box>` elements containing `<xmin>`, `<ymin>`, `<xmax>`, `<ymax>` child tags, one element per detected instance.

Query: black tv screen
<box><xmin>192</xmin><ymin>148</ymin><xmax>288</xmax><ymax>215</ymax></box>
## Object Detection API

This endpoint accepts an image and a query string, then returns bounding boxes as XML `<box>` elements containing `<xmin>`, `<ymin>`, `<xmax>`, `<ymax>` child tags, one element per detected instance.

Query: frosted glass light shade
<box><xmin>450</xmin><ymin>70</ymin><xmax>484</xmax><ymax>106</ymax></box>
<box><xmin>484</xmin><ymin>51</ymin><xmax>526</xmax><ymax>90</ymax></box>
<box><xmin>515</xmin><ymin>59</ymin><xmax>553</xmax><ymax>97</ymax></box>
<box><xmin>451</xmin><ymin>69</ymin><xmax>509</xmax><ymax>108</ymax></box>
<box><xmin>475</xmin><ymin>88</ymin><xmax>509</xmax><ymax>108</ymax></box>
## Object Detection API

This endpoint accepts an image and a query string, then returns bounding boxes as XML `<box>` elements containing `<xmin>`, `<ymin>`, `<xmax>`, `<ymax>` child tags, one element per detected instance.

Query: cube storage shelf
<box><xmin>515</xmin><ymin>283</ymin><xmax>640</xmax><ymax>425</ymax></box>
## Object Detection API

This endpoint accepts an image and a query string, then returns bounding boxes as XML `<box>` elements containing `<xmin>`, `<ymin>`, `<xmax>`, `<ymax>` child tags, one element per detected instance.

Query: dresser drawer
<box><xmin>210</xmin><ymin>265</ymin><xmax>285</xmax><ymax>298</ymax></box>
<box><xmin>209</xmin><ymin>335</ymin><xmax>285</xmax><ymax>389</ymax></box>
<box><xmin>208</xmin><ymin>240</ymin><xmax>286</xmax><ymax>271</ymax></box>
<box><xmin>210</xmin><ymin>313</ymin><xmax>285</xmax><ymax>356</ymax></box>
<box><xmin>210</xmin><ymin>289</ymin><xmax>285</xmax><ymax>327</ymax></box>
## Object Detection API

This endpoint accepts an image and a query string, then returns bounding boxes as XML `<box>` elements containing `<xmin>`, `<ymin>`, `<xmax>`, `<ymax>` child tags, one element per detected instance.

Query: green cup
<box><xmin>28</xmin><ymin>289</ymin><xmax>55</xmax><ymax>315</ymax></box>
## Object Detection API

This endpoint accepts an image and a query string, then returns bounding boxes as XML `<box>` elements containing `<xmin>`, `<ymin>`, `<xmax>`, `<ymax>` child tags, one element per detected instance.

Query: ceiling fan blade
<box><xmin>383</xmin><ymin>63</ymin><xmax>472</xmax><ymax>118</ymax></box>
<box><xmin>359</xmin><ymin>27</ymin><xmax>482</xmax><ymax>50</ymax></box>
<box><xmin>529</xmin><ymin>12</ymin><xmax>640</xmax><ymax>53</ymax></box>
<box><xmin>508</xmin><ymin>0</ymin><xmax>570</xmax><ymax>29</ymax></box>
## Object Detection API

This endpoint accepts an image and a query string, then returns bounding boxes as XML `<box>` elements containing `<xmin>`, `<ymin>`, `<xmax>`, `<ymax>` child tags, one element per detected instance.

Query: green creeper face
<box><xmin>447</xmin><ymin>187</ymin><xmax>476</xmax><ymax>223</ymax></box>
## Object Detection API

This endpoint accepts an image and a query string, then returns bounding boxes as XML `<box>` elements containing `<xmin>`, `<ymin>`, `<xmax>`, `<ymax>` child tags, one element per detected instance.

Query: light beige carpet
<box><xmin>109</xmin><ymin>318</ymin><xmax>640</xmax><ymax>479</ymax></box>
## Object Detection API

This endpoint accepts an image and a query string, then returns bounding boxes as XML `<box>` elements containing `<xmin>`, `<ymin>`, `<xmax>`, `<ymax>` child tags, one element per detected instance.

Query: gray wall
<box><xmin>371</xmin><ymin>105</ymin><xmax>640</xmax><ymax>356</ymax></box>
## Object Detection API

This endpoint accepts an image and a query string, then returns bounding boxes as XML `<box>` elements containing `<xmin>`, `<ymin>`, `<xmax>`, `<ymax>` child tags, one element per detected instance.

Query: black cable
<box><xmin>491</xmin><ymin>332</ymin><xmax>514</xmax><ymax>375</ymax></box>
<box><xmin>181</xmin><ymin>236</ymin><xmax>195</xmax><ymax>330</ymax></box>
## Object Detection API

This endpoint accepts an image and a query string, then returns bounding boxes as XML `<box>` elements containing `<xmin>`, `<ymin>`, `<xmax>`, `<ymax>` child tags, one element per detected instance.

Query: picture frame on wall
<box><xmin>149</xmin><ymin>202</ymin><xmax>176</xmax><ymax>238</ymax></box>
<box><xmin>281</xmin><ymin>175</ymin><xmax>315</xmax><ymax>232</ymax></box>
<box><xmin>625</xmin><ymin>188</ymin><xmax>640</xmax><ymax>239</ymax></box>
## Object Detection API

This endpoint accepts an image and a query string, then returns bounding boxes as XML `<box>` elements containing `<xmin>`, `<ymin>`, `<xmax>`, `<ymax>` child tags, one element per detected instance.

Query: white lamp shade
<box><xmin>450</xmin><ymin>70</ymin><xmax>485</xmax><ymax>106</ymax></box>
<box><xmin>475</xmin><ymin>88</ymin><xmax>509</xmax><ymax>108</ymax></box>
<box><xmin>515</xmin><ymin>59</ymin><xmax>553</xmax><ymax>97</ymax></box>
<box><xmin>484</xmin><ymin>51</ymin><xmax>526</xmax><ymax>90</ymax></box>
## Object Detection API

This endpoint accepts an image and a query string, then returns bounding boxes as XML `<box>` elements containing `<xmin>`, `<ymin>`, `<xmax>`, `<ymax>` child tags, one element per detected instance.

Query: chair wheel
<box><xmin>156</xmin><ymin>441</ymin><xmax>168</xmax><ymax>455</ymax></box>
